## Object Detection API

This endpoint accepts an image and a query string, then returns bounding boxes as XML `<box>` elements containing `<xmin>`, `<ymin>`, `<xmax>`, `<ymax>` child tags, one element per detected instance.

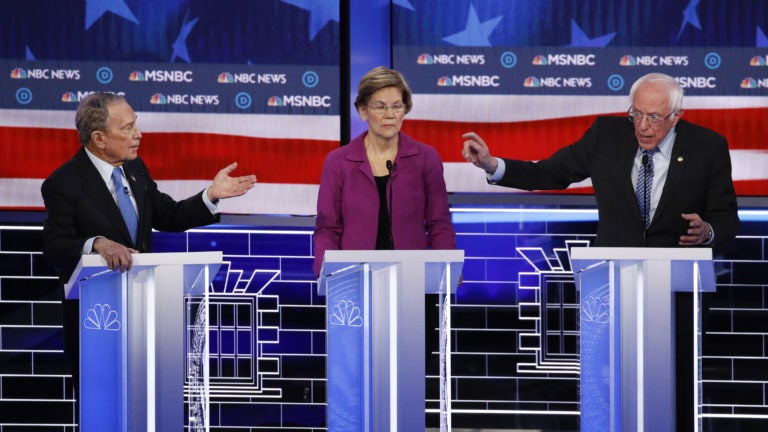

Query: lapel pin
<box><xmin>677</xmin><ymin>156</ymin><xmax>684</xmax><ymax>162</ymax></box>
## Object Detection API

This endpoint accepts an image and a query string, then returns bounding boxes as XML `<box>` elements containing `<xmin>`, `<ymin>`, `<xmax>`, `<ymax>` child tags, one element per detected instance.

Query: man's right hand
<box><xmin>93</xmin><ymin>238</ymin><xmax>138</xmax><ymax>272</ymax></box>
<box><xmin>462</xmin><ymin>132</ymin><xmax>499</xmax><ymax>174</ymax></box>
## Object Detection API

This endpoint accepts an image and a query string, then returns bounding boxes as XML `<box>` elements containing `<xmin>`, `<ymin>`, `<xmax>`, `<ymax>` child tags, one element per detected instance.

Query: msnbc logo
<box><xmin>437</xmin><ymin>76</ymin><xmax>453</xmax><ymax>86</ymax></box>
<box><xmin>61</xmin><ymin>92</ymin><xmax>78</xmax><ymax>103</ymax></box>
<box><xmin>218</xmin><ymin>72</ymin><xmax>234</xmax><ymax>83</ymax></box>
<box><xmin>417</xmin><ymin>54</ymin><xmax>435</xmax><ymax>64</ymax></box>
<box><xmin>267</xmin><ymin>96</ymin><xmax>284</xmax><ymax>106</ymax></box>
<box><xmin>619</xmin><ymin>55</ymin><xmax>637</xmax><ymax>66</ymax></box>
<box><xmin>129</xmin><ymin>71</ymin><xmax>146</xmax><ymax>81</ymax></box>
<box><xmin>150</xmin><ymin>93</ymin><xmax>168</xmax><ymax>104</ymax></box>
<box><xmin>532</xmin><ymin>55</ymin><xmax>548</xmax><ymax>65</ymax></box>
<box><xmin>524</xmin><ymin>77</ymin><xmax>541</xmax><ymax>87</ymax></box>
<box><xmin>10</xmin><ymin>68</ymin><xmax>28</xmax><ymax>79</ymax></box>
<box><xmin>749</xmin><ymin>56</ymin><xmax>767</xmax><ymax>66</ymax></box>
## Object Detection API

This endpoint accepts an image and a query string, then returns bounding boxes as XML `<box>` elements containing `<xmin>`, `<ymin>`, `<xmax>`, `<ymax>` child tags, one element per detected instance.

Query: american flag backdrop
<box><xmin>2</xmin><ymin>0</ymin><xmax>768</xmax><ymax>216</ymax></box>
<box><xmin>0</xmin><ymin>0</ymin><xmax>341</xmax><ymax>215</ymax></box>
<box><xmin>393</xmin><ymin>0</ymin><xmax>768</xmax><ymax>197</ymax></box>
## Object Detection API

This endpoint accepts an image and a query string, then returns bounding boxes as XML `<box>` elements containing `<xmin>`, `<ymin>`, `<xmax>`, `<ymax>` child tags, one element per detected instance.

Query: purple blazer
<box><xmin>313</xmin><ymin>131</ymin><xmax>456</xmax><ymax>276</ymax></box>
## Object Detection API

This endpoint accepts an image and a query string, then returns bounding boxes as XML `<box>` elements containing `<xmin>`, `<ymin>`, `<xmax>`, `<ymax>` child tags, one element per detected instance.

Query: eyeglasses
<box><xmin>627</xmin><ymin>108</ymin><xmax>677</xmax><ymax>126</ymax></box>
<box><xmin>367</xmin><ymin>103</ymin><xmax>406</xmax><ymax>115</ymax></box>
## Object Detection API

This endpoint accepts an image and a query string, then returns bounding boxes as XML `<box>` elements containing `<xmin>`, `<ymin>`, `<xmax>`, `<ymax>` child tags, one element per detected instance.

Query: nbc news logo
<box><xmin>740</xmin><ymin>77</ymin><xmax>768</xmax><ymax>88</ymax></box>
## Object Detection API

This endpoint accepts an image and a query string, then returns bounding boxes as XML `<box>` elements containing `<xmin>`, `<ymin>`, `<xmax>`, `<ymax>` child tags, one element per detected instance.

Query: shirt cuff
<box><xmin>486</xmin><ymin>157</ymin><xmax>506</xmax><ymax>183</ymax></box>
<box><xmin>83</xmin><ymin>236</ymin><xmax>100</xmax><ymax>254</ymax></box>
<box><xmin>203</xmin><ymin>187</ymin><xmax>221</xmax><ymax>214</ymax></box>
<box><xmin>703</xmin><ymin>223</ymin><xmax>715</xmax><ymax>245</ymax></box>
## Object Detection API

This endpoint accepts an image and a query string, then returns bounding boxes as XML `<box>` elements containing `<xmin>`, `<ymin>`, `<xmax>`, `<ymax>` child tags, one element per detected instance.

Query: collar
<box><xmin>637</xmin><ymin>128</ymin><xmax>676</xmax><ymax>159</ymax></box>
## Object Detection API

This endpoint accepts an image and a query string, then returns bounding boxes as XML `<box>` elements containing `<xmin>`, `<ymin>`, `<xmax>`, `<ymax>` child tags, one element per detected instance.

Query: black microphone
<box><xmin>385</xmin><ymin>160</ymin><xmax>394</xmax><ymax>248</ymax></box>
<box><xmin>641</xmin><ymin>153</ymin><xmax>649</xmax><ymax>166</ymax></box>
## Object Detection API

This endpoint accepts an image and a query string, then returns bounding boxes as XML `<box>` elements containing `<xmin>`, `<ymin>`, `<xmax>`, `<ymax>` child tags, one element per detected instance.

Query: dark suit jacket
<box><xmin>41</xmin><ymin>147</ymin><xmax>220</xmax><ymax>284</ymax></box>
<box><xmin>498</xmin><ymin>116</ymin><xmax>740</xmax><ymax>248</ymax></box>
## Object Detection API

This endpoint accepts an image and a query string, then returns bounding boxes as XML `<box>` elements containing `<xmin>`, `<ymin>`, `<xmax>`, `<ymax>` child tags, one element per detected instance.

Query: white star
<box><xmin>84</xmin><ymin>0</ymin><xmax>139</xmax><ymax>30</ymax></box>
<box><xmin>393</xmin><ymin>0</ymin><xmax>415</xmax><ymax>11</ymax></box>
<box><xmin>677</xmin><ymin>0</ymin><xmax>702</xmax><ymax>40</ymax></box>
<box><xmin>442</xmin><ymin>4</ymin><xmax>502</xmax><ymax>47</ymax></box>
<box><xmin>282</xmin><ymin>0</ymin><xmax>339</xmax><ymax>40</ymax></box>
<box><xmin>171</xmin><ymin>17</ymin><xmax>199</xmax><ymax>63</ymax></box>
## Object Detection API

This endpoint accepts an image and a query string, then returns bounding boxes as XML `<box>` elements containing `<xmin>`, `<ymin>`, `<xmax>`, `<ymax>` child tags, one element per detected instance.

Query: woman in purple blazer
<box><xmin>313</xmin><ymin>66</ymin><xmax>456</xmax><ymax>277</ymax></box>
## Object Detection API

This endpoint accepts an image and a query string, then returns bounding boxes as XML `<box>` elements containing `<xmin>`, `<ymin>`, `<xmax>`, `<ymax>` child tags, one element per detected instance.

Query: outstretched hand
<box><xmin>461</xmin><ymin>132</ymin><xmax>499</xmax><ymax>174</ymax></box>
<box><xmin>207</xmin><ymin>162</ymin><xmax>257</xmax><ymax>202</ymax></box>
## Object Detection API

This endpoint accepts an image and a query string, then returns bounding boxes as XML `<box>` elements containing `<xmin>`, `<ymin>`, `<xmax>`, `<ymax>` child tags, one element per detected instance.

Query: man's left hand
<box><xmin>207</xmin><ymin>162</ymin><xmax>257</xmax><ymax>202</ymax></box>
<box><xmin>679</xmin><ymin>213</ymin><xmax>712</xmax><ymax>246</ymax></box>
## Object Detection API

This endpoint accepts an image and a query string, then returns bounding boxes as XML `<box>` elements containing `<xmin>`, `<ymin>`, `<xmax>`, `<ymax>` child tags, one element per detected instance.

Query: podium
<box><xmin>570</xmin><ymin>247</ymin><xmax>714</xmax><ymax>432</ymax></box>
<box><xmin>65</xmin><ymin>252</ymin><xmax>223</xmax><ymax>432</ymax></box>
<box><xmin>318</xmin><ymin>250</ymin><xmax>464</xmax><ymax>432</ymax></box>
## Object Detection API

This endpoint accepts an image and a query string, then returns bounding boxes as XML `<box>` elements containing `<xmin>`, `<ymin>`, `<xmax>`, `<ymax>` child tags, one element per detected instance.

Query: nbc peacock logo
<box><xmin>749</xmin><ymin>56</ymin><xmax>766</xmax><ymax>66</ymax></box>
<box><xmin>267</xmin><ymin>96</ymin><xmax>284</xmax><ymax>106</ymax></box>
<box><xmin>10</xmin><ymin>68</ymin><xmax>28</xmax><ymax>79</ymax></box>
<box><xmin>532</xmin><ymin>55</ymin><xmax>548</xmax><ymax>65</ymax></box>
<box><xmin>436</xmin><ymin>76</ymin><xmax>453</xmax><ymax>86</ymax></box>
<box><xmin>61</xmin><ymin>92</ymin><xmax>78</xmax><ymax>103</ymax></box>
<box><xmin>150</xmin><ymin>93</ymin><xmax>168</xmax><ymax>104</ymax></box>
<box><xmin>417</xmin><ymin>54</ymin><xmax>434</xmax><ymax>64</ymax></box>
<box><xmin>129</xmin><ymin>71</ymin><xmax>145</xmax><ymax>81</ymax></box>
<box><xmin>217</xmin><ymin>72</ymin><xmax>234</xmax><ymax>83</ymax></box>
<box><xmin>619</xmin><ymin>55</ymin><xmax>637</xmax><ymax>66</ymax></box>
<box><xmin>524</xmin><ymin>76</ymin><xmax>541</xmax><ymax>87</ymax></box>
<box><xmin>740</xmin><ymin>78</ymin><xmax>757</xmax><ymax>88</ymax></box>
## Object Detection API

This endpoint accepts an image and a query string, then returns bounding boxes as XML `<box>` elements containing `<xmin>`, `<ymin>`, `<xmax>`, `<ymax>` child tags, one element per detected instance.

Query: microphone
<box><xmin>640</xmin><ymin>151</ymin><xmax>650</xmax><ymax>241</ymax></box>
<box><xmin>386</xmin><ymin>160</ymin><xmax>393</xmax><ymax>173</ymax></box>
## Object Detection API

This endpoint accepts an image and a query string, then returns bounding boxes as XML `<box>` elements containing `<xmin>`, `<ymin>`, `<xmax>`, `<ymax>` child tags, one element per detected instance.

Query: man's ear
<box><xmin>90</xmin><ymin>130</ymin><xmax>105</xmax><ymax>148</ymax></box>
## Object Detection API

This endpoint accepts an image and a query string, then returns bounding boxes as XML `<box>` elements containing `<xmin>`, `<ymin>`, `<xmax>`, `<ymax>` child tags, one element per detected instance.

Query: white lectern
<box><xmin>318</xmin><ymin>249</ymin><xmax>464</xmax><ymax>432</ymax></box>
<box><xmin>65</xmin><ymin>252</ymin><xmax>223</xmax><ymax>432</ymax></box>
<box><xmin>570</xmin><ymin>247</ymin><xmax>714</xmax><ymax>432</ymax></box>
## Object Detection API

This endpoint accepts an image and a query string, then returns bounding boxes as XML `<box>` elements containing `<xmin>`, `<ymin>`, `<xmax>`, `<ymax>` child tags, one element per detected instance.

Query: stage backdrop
<box><xmin>392</xmin><ymin>0</ymin><xmax>768</xmax><ymax>197</ymax></box>
<box><xmin>0</xmin><ymin>0</ymin><xmax>340</xmax><ymax>215</ymax></box>
<box><xmin>1</xmin><ymin>1</ymin><xmax>768</xmax><ymax>216</ymax></box>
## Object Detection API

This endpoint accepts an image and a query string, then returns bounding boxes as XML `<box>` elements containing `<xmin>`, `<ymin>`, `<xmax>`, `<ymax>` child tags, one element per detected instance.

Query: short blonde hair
<box><xmin>354</xmin><ymin>66</ymin><xmax>413</xmax><ymax>114</ymax></box>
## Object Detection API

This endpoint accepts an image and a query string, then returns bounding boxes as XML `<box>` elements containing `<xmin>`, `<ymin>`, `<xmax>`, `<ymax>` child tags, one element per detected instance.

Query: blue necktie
<box><xmin>112</xmin><ymin>167</ymin><xmax>138</xmax><ymax>243</ymax></box>
<box><xmin>635</xmin><ymin>148</ymin><xmax>659</xmax><ymax>228</ymax></box>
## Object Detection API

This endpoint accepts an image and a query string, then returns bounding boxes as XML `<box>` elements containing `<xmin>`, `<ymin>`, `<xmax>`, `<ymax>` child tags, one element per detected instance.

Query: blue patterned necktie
<box><xmin>636</xmin><ymin>147</ymin><xmax>659</xmax><ymax>228</ymax></box>
<box><xmin>112</xmin><ymin>167</ymin><xmax>138</xmax><ymax>243</ymax></box>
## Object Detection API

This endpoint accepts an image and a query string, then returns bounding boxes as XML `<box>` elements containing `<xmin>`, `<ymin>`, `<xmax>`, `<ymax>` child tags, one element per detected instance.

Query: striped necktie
<box><xmin>635</xmin><ymin>147</ymin><xmax>659</xmax><ymax>228</ymax></box>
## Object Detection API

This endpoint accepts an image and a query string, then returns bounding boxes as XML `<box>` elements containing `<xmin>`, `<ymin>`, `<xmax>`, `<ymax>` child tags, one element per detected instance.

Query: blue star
<box><xmin>84</xmin><ymin>0</ymin><xmax>139</xmax><ymax>30</ymax></box>
<box><xmin>442</xmin><ymin>4</ymin><xmax>502</xmax><ymax>47</ymax></box>
<box><xmin>677</xmin><ymin>0</ymin><xmax>701</xmax><ymax>40</ymax></box>
<box><xmin>758</xmin><ymin>26</ymin><xmax>768</xmax><ymax>47</ymax></box>
<box><xmin>281</xmin><ymin>0</ymin><xmax>339</xmax><ymax>40</ymax></box>
<box><xmin>566</xmin><ymin>20</ymin><xmax>615</xmax><ymax>47</ymax></box>
<box><xmin>393</xmin><ymin>0</ymin><xmax>415</xmax><ymax>11</ymax></box>
<box><xmin>171</xmin><ymin>17</ymin><xmax>199</xmax><ymax>63</ymax></box>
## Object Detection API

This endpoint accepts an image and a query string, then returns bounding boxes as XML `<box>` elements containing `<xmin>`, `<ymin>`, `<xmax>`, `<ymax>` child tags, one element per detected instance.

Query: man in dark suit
<box><xmin>461</xmin><ymin>72</ymin><xmax>739</xmax><ymax>431</ymax></box>
<box><xmin>461</xmin><ymin>72</ymin><xmax>739</xmax><ymax>248</ymax></box>
<box><xmin>41</xmin><ymin>92</ymin><xmax>257</xmax><ymax>428</ymax></box>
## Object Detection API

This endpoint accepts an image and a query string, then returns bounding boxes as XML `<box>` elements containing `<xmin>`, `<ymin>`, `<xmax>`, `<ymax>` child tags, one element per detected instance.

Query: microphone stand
<box><xmin>386</xmin><ymin>160</ymin><xmax>394</xmax><ymax>248</ymax></box>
